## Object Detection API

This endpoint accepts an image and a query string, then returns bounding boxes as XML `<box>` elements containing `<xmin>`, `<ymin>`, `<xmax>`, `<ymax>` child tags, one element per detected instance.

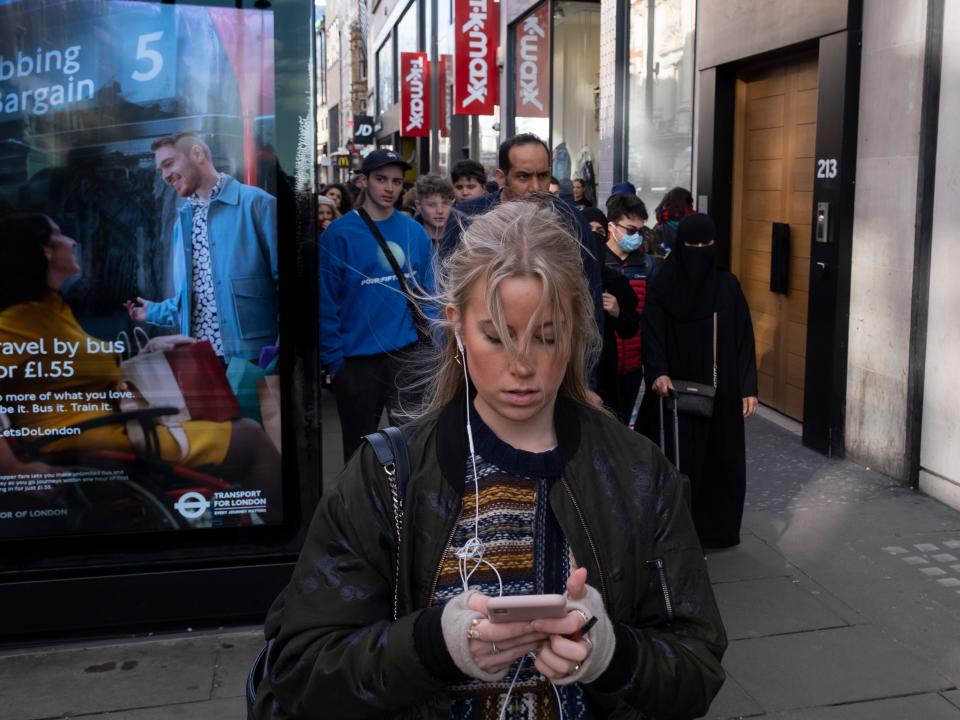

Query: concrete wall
<box><xmin>697</xmin><ymin>0</ymin><xmax>846</xmax><ymax>70</ymax></box>
<box><xmin>844</xmin><ymin>0</ymin><xmax>927</xmax><ymax>479</ymax></box>
<box><xmin>920</xmin><ymin>0</ymin><xmax>960</xmax><ymax>510</ymax></box>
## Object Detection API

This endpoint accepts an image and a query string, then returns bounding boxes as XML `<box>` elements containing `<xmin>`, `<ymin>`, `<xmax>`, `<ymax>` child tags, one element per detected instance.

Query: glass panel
<box><xmin>626</xmin><ymin>0</ymin><xmax>696</xmax><ymax>220</ymax></box>
<box><xmin>397</xmin><ymin>3</ymin><xmax>418</xmax><ymax>54</ymax></box>
<box><xmin>551</xmin><ymin>1</ymin><xmax>601</xmax><ymax>205</ymax></box>
<box><xmin>478</xmin><ymin>111</ymin><xmax>501</xmax><ymax>173</ymax></box>
<box><xmin>377</xmin><ymin>37</ymin><xmax>394</xmax><ymax>111</ymax></box>
<box><xmin>0</xmin><ymin>0</ymin><xmax>288</xmax><ymax>540</ymax></box>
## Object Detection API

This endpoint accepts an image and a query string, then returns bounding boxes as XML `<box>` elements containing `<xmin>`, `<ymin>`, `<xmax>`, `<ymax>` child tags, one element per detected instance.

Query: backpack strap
<box><xmin>363</xmin><ymin>426</ymin><xmax>410</xmax><ymax>620</ymax></box>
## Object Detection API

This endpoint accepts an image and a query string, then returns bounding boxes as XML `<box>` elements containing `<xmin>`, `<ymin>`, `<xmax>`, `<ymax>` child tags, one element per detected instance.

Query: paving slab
<box><xmin>707</xmin><ymin>532</ymin><xmax>793</xmax><ymax>584</ymax></box>
<box><xmin>211</xmin><ymin>630</ymin><xmax>264</xmax><ymax>699</ymax></box>
<box><xmin>0</xmin><ymin>635</ymin><xmax>219</xmax><ymax>720</ymax></box>
<box><xmin>722</xmin><ymin>625</ymin><xmax>953</xmax><ymax>712</ymax></box>
<box><xmin>81</xmin><ymin>696</ymin><xmax>242</xmax><ymax>720</ymax></box>
<box><xmin>714</xmin><ymin>576</ymin><xmax>847</xmax><ymax>640</ymax></box>
<box><xmin>766</xmin><ymin>693</ymin><xmax>960</xmax><ymax>719</ymax></box>
<box><xmin>705</xmin><ymin>671</ymin><xmax>764</xmax><ymax>719</ymax></box>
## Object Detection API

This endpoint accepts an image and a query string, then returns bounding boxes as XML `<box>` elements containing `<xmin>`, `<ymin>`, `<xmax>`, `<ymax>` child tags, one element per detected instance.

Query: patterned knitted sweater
<box><xmin>431</xmin><ymin>404</ymin><xmax>590</xmax><ymax>720</ymax></box>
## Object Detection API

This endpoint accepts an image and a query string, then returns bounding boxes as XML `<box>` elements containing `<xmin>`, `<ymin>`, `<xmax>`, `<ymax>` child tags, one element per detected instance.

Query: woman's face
<box><xmin>450</xmin><ymin>276</ymin><xmax>569</xmax><ymax>440</ymax></box>
<box><xmin>317</xmin><ymin>204</ymin><xmax>334</xmax><ymax>224</ymax></box>
<box><xmin>44</xmin><ymin>220</ymin><xmax>80</xmax><ymax>286</ymax></box>
<box><xmin>325</xmin><ymin>187</ymin><xmax>342</xmax><ymax>208</ymax></box>
<box><xmin>572</xmin><ymin>180</ymin><xmax>584</xmax><ymax>200</ymax></box>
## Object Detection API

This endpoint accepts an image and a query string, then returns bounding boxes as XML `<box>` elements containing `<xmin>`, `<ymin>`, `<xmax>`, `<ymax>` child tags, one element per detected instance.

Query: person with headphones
<box><xmin>255</xmin><ymin>199</ymin><xmax>726</xmax><ymax>719</ymax></box>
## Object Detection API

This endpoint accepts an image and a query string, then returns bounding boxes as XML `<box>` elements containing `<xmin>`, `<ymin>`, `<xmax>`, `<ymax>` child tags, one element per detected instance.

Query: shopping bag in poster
<box><xmin>164</xmin><ymin>341</ymin><xmax>239</xmax><ymax>423</ymax></box>
<box><xmin>118</xmin><ymin>334</ymin><xmax>192</xmax><ymax>458</ymax></box>
<box><xmin>119</xmin><ymin>335</ymin><xmax>240</xmax><ymax>459</ymax></box>
<box><xmin>257</xmin><ymin>375</ymin><xmax>281</xmax><ymax>452</ymax></box>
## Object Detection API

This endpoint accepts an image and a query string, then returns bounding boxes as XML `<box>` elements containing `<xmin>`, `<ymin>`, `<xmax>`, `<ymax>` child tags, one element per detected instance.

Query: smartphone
<box><xmin>487</xmin><ymin>594</ymin><xmax>567</xmax><ymax>623</ymax></box>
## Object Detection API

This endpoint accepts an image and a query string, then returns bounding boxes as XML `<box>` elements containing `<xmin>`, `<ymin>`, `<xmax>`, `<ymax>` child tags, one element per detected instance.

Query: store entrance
<box><xmin>550</xmin><ymin>1</ymin><xmax>601</xmax><ymax>204</ymax></box>
<box><xmin>512</xmin><ymin>0</ymin><xmax>601</xmax><ymax>204</ymax></box>
<box><xmin>730</xmin><ymin>54</ymin><xmax>818</xmax><ymax>421</ymax></box>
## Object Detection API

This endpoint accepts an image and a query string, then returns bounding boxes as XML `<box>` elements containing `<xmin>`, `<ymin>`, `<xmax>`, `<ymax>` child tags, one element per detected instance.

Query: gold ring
<box><xmin>467</xmin><ymin>617</ymin><xmax>481</xmax><ymax>640</ymax></box>
<box><xmin>490</xmin><ymin>642</ymin><xmax>499</xmax><ymax>655</ymax></box>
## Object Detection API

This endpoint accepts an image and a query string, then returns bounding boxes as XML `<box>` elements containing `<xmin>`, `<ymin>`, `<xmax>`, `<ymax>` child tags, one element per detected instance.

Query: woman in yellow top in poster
<box><xmin>0</xmin><ymin>213</ymin><xmax>281</xmax><ymax>526</ymax></box>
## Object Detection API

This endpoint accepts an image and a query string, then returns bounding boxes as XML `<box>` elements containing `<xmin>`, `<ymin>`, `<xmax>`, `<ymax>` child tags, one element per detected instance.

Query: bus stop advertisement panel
<box><xmin>0</xmin><ymin>0</ymin><xmax>318</xmax><ymax>637</ymax></box>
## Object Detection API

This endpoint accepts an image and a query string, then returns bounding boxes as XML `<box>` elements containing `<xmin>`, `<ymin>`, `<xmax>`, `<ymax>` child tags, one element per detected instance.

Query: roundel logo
<box><xmin>174</xmin><ymin>491</ymin><xmax>210</xmax><ymax>519</ymax></box>
<box><xmin>377</xmin><ymin>241</ymin><xmax>406</xmax><ymax>273</ymax></box>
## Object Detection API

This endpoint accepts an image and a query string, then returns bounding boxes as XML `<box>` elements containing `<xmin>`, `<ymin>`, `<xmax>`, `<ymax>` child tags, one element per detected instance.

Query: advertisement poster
<box><xmin>454</xmin><ymin>0</ymin><xmax>499</xmax><ymax>116</ymax></box>
<box><xmin>514</xmin><ymin>3</ymin><xmax>550</xmax><ymax>119</ymax></box>
<box><xmin>0</xmin><ymin>1</ymin><xmax>283</xmax><ymax>539</ymax></box>
<box><xmin>400</xmin><ymin>51</ymin><xmax>430</xmax><ymax>137</ymax></box>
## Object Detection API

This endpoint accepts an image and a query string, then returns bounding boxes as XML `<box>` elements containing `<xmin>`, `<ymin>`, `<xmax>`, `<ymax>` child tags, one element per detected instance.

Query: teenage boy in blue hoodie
<box><xmin>319</xmin><ymin>150</ymin><xmax>436</xmax><ymax>461</ymax></box>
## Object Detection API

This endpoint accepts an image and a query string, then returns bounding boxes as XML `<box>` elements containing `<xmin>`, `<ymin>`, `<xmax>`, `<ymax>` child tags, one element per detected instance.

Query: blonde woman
<box><xmin>256</xmin><ymin>199</ymin><xmax>726</xmax><ymax>719</ymax></box>
<box><xmin>316</xmin><ymin>194</ymin><xmax>340</xmax><ymax>233</ymax></box>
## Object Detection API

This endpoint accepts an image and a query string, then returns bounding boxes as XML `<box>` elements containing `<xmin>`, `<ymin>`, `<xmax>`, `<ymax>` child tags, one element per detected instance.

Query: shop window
<box><xmin>626</xmin><ymin>0</ymin><xmax>696</xmax><ymax>219</ymax></box>
<box><xmin>376</xmin><ymin>36</ymin><xmax>394</xmax><ymax>111</ymax></box>
<box><xmin>550</xmin><ymin>1</ymin><xmax>601</xmax><ymax>205</ymax></box>
<box><xmin>397</xmin><ymin>3</ymin><xmax>418</xmax><ymax>55</ymax></box>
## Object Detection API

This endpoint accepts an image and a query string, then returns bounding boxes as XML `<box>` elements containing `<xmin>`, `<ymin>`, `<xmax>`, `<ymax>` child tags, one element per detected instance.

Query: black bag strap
<box><xmin>364</xmin><ymin>426</ymin><xmax>410</xmax><ymax>500</ymax></box>
<box><xmin>356</xmin><ymin>207</ymin><xmax>428</xmax><ymax>341</ymax></box>
<box><xmin>364</xmin><ymin>426</ymin><xmax>410</xmax><ymax>620</ymax></box>
<box><xmin>712</xmin><ymin>312</ymin><xmax>718</xmax><ymax>389</ymax></box>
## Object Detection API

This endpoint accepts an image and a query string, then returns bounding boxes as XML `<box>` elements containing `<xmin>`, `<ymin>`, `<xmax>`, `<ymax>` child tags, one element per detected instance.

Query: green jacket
<box><xmin>256</xmin><ymin>397</ymin><xmax>726</xmax><ymax>719</ymax></box>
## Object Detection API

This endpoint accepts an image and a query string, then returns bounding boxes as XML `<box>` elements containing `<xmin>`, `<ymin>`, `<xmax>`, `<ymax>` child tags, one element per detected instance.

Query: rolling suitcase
<box><xmin>659</xmin><ymin>390</ymin><xmax>681</xmax><ymax>471</ymax></box>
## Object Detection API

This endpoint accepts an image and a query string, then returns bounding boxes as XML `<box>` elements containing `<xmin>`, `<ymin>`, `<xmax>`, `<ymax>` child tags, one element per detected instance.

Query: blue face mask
<box><xmin>617</xmin><ymin>232</ymin><xmax>643</xmax><ymax>253</ymax></box>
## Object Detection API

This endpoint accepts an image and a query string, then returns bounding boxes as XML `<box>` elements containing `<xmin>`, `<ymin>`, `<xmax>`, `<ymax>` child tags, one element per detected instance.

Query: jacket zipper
<box><xmin>647</xmin><ymin>558</ymin><xmax>674</xmax><ymax>622</ymax></box>
<box><xmin>561</xmin><ymin>478</ymin><xmax>608</xmax><ymax>604</ymax></box>
<box><xmin>428</xmin><ymin>499</ymin><xmax>462</xmax><ymax>604</ymax></box>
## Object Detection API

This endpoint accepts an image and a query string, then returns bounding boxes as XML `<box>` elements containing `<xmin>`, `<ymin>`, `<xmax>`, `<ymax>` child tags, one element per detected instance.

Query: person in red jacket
<box><xmin>602</xmin><ymin>194</ymin><xmax>658</xmax><ymax>424</ymax></box>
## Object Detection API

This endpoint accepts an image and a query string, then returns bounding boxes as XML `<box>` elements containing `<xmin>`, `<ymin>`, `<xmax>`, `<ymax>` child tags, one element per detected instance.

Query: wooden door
<box><xmin>730</xmin><ymin>55</ymin><xmax>817</xmax><ymax>421</ymax></box>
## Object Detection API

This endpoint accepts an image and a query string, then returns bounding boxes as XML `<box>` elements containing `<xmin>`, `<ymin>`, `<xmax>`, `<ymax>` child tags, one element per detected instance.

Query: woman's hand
<box><xmin>529</xmin><ymin>569</ymin><xmax>594</xmax><ymax>680</ymax></box>
<box><xmin>742</xmin><ymin>396</ymin><xmax>758</xmax><ymax>418</ymax></box>
<box><xmin>652</xmin><ymin>375</ymin><xmax>674</xmax><ymax>397</ymax></box>
<box><xmin>602</xmin><ymin>292</ymin><xmax>620</xmax><ymax>319</ymax></box>
<box><xmin>463</xmin><ymin>593</ymin><xmax>548</xmax><ymax>674</ymax></box>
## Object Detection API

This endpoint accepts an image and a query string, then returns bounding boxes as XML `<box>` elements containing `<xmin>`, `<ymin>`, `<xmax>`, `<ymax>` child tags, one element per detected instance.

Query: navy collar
<box><xmin>436</xmin><ymin>391</ymin><xmax>581</xmax><ymax>494</ymax></box>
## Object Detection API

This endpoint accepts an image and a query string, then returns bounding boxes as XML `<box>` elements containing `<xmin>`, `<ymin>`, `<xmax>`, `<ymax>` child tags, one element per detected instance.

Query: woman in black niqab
<box><xmin>637</xmin><ymin>213</ymin><xmax>759</xmax><ymax>549</ymax></box>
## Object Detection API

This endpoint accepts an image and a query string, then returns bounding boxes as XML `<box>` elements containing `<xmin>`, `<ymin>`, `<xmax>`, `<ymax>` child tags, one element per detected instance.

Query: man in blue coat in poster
<box><xmin>125</xmin><ymin>132</ymin><xmax>278</xmax><ymax>363</ymax></box>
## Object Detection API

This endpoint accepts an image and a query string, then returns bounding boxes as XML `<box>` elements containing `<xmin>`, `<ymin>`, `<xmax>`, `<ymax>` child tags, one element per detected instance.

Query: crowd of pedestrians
<box><xmin>290</xmin><ymin>132</ymin><xmax>760</xmax><ymax>719</ymax></box>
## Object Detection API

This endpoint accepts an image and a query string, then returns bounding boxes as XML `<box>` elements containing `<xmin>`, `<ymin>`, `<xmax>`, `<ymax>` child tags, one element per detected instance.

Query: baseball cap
<box><xmin>610</xmin><ymin>181</ymin><xmax>637</xmax><ymax>197</ymax></box>
<box><xmin>361</xmin><ymin>149</ymin><xmax>412</xmax><ymax>174</ymax></box>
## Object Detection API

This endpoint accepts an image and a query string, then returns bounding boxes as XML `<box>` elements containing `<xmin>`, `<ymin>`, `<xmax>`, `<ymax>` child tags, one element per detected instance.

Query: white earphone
<box><xmin>453</xmin><ymin>328</ymin><xmax>563</xmax><ymax>720</ymax></box>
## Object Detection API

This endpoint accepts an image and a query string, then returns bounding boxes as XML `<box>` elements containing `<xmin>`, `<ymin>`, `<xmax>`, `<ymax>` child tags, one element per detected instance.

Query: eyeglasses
<box><xmin>614</xmin><ymin>222</ymin><xmax>644</xmax><ymax>235</ymax></box>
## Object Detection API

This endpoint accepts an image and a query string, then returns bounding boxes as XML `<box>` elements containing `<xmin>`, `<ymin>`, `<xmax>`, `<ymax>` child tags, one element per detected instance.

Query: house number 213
<box><xmin>817</xmin><ymin>158</ymin><xmax>838</xmax><ymax>179</ymax></box>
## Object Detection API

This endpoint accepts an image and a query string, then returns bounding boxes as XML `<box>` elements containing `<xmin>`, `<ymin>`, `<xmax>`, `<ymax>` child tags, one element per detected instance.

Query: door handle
<box><xmin>814</xmin><ymin>261</ymin><xmax>830</xmax><ymax>280</ymax></box>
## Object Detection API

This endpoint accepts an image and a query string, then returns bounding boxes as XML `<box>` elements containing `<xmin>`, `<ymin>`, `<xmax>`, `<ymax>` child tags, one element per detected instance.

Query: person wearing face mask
<box><xmin>599</xmin><ymin>195</ymin><xmax>658</xmax><ymax>424</ymax></box>
<box><xmin>636</xmin><ymin>213</ymin><xmax>758</xmax><ymax>549</ymax></box>
<box><xmin>584</xmin><ymin>207</ymin><xmax>641</xmax><ymax>423</ymax></box>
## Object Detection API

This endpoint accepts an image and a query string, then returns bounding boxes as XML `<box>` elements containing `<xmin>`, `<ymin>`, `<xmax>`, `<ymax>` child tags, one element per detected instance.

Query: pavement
<box><xmin>3</xmin><ymin>406</ymin><xmax>960</xmax><ymax>719</ymax></box>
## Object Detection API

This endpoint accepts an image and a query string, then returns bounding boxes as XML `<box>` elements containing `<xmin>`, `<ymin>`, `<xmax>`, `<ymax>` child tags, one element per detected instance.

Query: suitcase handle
<box><xmin>659</xmin><ymin>391</ymin><xmax>680</xmax><ymax>471</ymax></box>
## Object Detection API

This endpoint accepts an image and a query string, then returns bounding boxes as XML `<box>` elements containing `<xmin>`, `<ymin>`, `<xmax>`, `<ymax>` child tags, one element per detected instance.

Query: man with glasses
<box><xmin>602</xmin><ymin>193</ymin><xmax>659</xmax><ymax>423</ymax></box>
